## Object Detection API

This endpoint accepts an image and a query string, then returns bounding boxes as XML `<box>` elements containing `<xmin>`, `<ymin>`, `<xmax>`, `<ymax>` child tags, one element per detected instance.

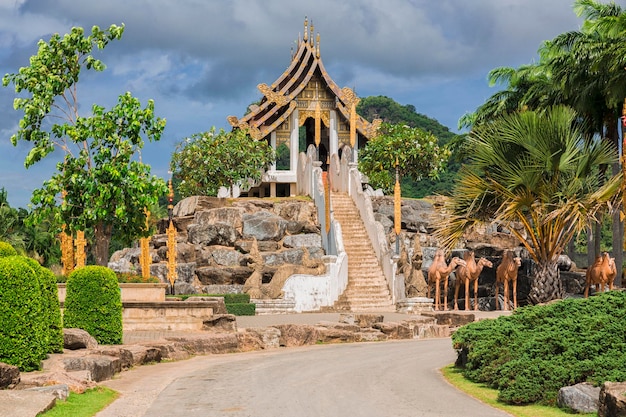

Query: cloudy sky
<box><xmin>0</xmin><ymin>0</ymin><xmax>593</xmax><ymax>208</ymax></box>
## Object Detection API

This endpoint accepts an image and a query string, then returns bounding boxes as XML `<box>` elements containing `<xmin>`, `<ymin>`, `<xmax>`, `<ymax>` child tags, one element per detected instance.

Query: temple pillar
<box><xmin>270</xmin><ymin>182</ymin><xmax>277</xmax><ymax>198</ymax></box>
<box><xmin>329</xmin><ymin>110</ymin><xmax>338</xmax><ymax>157</ymax></box>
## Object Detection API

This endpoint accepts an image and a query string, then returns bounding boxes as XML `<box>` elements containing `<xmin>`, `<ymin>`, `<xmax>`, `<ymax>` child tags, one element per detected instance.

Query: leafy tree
<box><xmin>436</xmin><ymin>106</ymin><xmax>621</xmax><ymax>304</ymax></box>
<box><xmin>358</xmin><ymin>95</ymin><xmax>461</xmax><ymax>197</ymax></box>
<box><xmin>358</xmin><ymin>122</ymin><xmax>450</xmax><ymax>194</ymax></box>
<box><xmin>171</xmin><ymin>127</ymin><xmax>275</xmax><ymax>198</ymax></box>
<box><xmin>3</xmin><ymin>24</ymin><xmax>167</xmax><ymax>266</ymax></box>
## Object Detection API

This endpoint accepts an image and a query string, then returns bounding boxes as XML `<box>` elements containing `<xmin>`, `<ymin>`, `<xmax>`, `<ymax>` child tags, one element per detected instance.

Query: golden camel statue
<box><xmin>454</xmin><ymin>250</ymin><xmax>493</xmax><ymax>311</ymax></box>
<box><xmin>495</xmin><ymin>250</ymin><xmax>522</xmax><ymax>310</ymax></box>
<box><xmin>427</xmin><ymin>249</ymin><xmax>466</xmax><ymax>311</ymax></box>
<box><xmin>584</xmin><ymin>252</ymin><xmax>616</xmax><ymax>298</ymax></box>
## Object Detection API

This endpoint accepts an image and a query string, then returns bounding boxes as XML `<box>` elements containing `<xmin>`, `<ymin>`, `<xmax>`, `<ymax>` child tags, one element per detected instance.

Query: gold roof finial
<box><xmin>303</xmin><ymin>17</ymin><xmax>308</xmax><ymax>42</ymax></box>
<box><xmin>310</xmin><ymin>22</ymin><xmax>314</xmax><ymax>46</ymax></box>
<box><xmin>316</xmin><ymin>33</ymin><xmax>320</xmax><ymax>58</ymax></box>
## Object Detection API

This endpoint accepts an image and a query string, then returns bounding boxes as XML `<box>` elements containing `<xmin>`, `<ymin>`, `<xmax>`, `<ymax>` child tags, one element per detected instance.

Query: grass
<box><xmin>40</xmin><ymin>386</ymin><xmax>119</xmax><ymax>417</ymax></box>
<box><xmin>441</xmin><ymin>365</ymin><xmax>598</xmax><ymax>417</ymax></box>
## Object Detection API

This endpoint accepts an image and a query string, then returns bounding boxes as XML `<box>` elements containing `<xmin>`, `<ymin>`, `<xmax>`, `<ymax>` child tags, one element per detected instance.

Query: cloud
<box><xmin>0</xmin><ymin>0</ymin><xmax>589</xmax><ymax>208</ymax></box>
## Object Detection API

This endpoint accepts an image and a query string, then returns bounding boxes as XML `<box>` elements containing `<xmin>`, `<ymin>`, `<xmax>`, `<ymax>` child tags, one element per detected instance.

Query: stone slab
<box><xmin>0</xmin><ymin>390</ymin><xmax>56</xmax><ymax>417</ymax></box>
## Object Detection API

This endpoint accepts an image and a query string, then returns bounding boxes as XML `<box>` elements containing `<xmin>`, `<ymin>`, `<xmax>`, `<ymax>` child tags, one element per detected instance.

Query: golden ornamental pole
<box><xmin>59</xmin><ymin>190</ymin><xmax>74</xmax><ymax>275</ymax></box>
<box><xmin>140</xmin><ymin>208</ymin><xmax>151</xmax><ymax>279</ymax></box>
<box><xmin>324</xmin><ymin>163</ymin><xmax>330</xmax><ymax>235</ymax></box>
<box><xmin>59</xmin><ymin>225</ymin><xmax>74</xmax><ymax>276</ymax></box>
<box><xmin>74</xmin><ymin>230</ymin><xmax>86</xmax><ymax>268</ymax></box>
<box><xmin>394</xmin><ymin>158</ymin><xmax>401</xmax><ymax>255</ymax></box>
<box><xmin>166</xmin><ymin>179</ymin><xmax>178</xmax><ymax>294</ymax></box>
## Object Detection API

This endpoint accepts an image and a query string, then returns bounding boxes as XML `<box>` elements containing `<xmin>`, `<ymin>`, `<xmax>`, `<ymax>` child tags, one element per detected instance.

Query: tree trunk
<box><xmin>527</xmin><ymin>261</ymin><xmax>563</xmax><ymax>305</ymax></box>
<box><xmin>94</xmin><ymin>222</ymin><xmax>113</xmax><ymax>266</ymax></box>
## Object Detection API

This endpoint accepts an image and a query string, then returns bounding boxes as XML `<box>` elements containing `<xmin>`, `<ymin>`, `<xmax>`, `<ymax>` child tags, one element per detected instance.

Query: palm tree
<box><xmin>436</xmin><ymin>106</ymin><xmax>621</xmax><ymax>304</ymax></box>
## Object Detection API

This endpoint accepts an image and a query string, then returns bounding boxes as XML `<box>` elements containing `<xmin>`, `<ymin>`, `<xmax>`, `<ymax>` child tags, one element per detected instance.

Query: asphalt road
<box><xmin>97</xmin><ymin>338</ymin><xmax>510</xmax><ymax>417</ymax></box>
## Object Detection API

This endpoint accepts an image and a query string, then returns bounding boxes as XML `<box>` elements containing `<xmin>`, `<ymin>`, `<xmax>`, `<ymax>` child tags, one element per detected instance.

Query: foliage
<box><xmin>3</xmin><ymin>24</ymin><xmax>167</xmax><ymax>266</ymax></box>
<box><xmin>435</xmin><ymin>106</ymin><xmax>621</xmax><ymax>303</ymax></box>
<box><xmin>276</xmin><ymin>142</ymin><xmax>290</xmax><ymax>170</ymax></box>
<box><xmin>64</xmin><ymin>266</ymin><xmax>123</xmax><ymax>344</ymax></box>
<box><xmin>0</xmin><ymin>241</ymin><xmax>17</xmax><ymax>257</ymax></box>
<box><xmin>452</xmin><ymin>291</ymin><xmax>626</xmax><ymax>406</ymax></box>
<box><xmin>0</xmin><ymin>256</ymin><xmax>47</xmax><ymax>371</ymax></box>
<box><xmin>441</xmin><ymin>365</ymin><xmax>595</xmax><ymax>417</ymax></box>
<box><xmin>358</xmin><ymin>96</ymin><xmax>462</xmax><ymax>197</ymax></box>
<box><xmin>358</xmin><ymin>122</ymin><xmax>451</xmax><ymax>193</ymax></box>
<box><xmin>225</xmin><ymin>303</ymin><xmax>256</xmax><ymax>316</ymax></box>
<box><xmin>23</xmin><ymin>258</ymin><xmax>64</xmax><ymax>353</ymax></box>
<box><xmin>41</xmin><ymin>386</ymin><xmax>119</xmax><ymax>417</ymax></box>
<box><xmin>115</xmin><ymin>272</ymin><xmax>160</xmax><ymax>283</ymax></box>
<box><xmin>171</xmin><ymin>127</ymin><xmax>275</xmax><ymax>198</ymax></box>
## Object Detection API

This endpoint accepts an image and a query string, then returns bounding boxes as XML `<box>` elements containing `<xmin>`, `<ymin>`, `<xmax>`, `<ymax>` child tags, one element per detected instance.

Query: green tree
<box><xmin>358</xmin><ymin>123</ymin><xmax>450</xmax><ymax>194</ymax></box>
<box><xmin>171</xmin><ymin>127</ymin><xmax>275</xmax><ymax>198</ymax></box>
<box><xmin>3</xmin><ymin>24</ymin><xmax>167</xmax><ymax>266</ymax></box>
<box><xmin>436</xmin><ymin>106</ymin><xmax>621</xmax><ymax>304</ymax></box>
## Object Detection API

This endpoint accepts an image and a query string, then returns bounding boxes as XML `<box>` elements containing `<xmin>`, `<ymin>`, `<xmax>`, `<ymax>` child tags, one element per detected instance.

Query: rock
<box><xmin>282</xmin><ymin>234</ymin><xmax>322</xmax><ymax>249</ymax></box>
<box><xmin>63</xmin><ymin>328</ymin><xmax>98</xmax><ymax>350</ymax></box>
<box><xmin>262</xmin><ymin>249</ymin><xmax>305</xmax><ymax>266</ymax></box>
<box><xmin>196</xmin><ymin>266</ymin><xmax>252</xmax><ymax>285</ymax></box>
<box><xmin>163</xmin><ymin>333</ymin><xmax>240</xmax><ymax>355</ymax></box>
<box><xmin>194</xmin><ymin>207</ymin><xmax>244</xmax><ymax>232</ymax></box>
<box><xmin>354</xmin><ymin>314</ymin><xmax>384</xmax><ymax>328</ymax></box>
<box><xmin>240</xmin><ymin>327</ymin><xmax>282</xmax><ymax>350</ymax></box>
<box><xmin>210</xmin><ymin>248</ymin><xmax>245</xmax><ymax>267</ymax></box>
<box><xmin>316</xmin><ymin>327</ymin><xmax>360</xmax><ymax>343</ymax></box>
<box><xmin>421</xmin><ymin>312</ymin><xmax>475</xmax><ymax>327</ymax></box>
<box><xmin>373</xmin><ymin>322</ymin><xmax>413</xmax><ymax>339</ymax></box>
<box><xmin>243</xmin><ymin>211</ymin><xmax>288</xmax><ymax>241</ymax></box>
<box><xmin>62</xmin><ymin>355</ymin><xmax>122</xmax><ymax>382</ymax></box>
<box><xmin>173</xmin><ymin>196</ymin><xmax>228</xmax><ymax>217</ymax></box>
<box><xmin>167</xmin><ymin>281</ymin><xmax>197</xmax><ymax>295</ymax></box>
<box><xmin>558</xmin><ymin>382</ymin><xmax>600</xmax><ymax>414</ymax></box>
<box><xmin>272</xmin><ymin>324</ymin><xmax>319</xmax><ymax>347</ymax></box>
<box><xmin>188</xmin><ymin>223</ymin><xmax>238</xmax><ymax>246</ymax></box>
<box><xmin>26</xmin><ymin>384</ymin><xmax>70</xmax><ymax>401</ymax></box>
<box><xmin>202</xmin><ymin>314</ymin><xmax>237</xmax><ymax>332</ymax></box>
<box><xmin>0</xmin><ymin>362</ymin><xmax>20</xmax><ymax>389</ymax></box>
<box><xmin>95</xmin><ymin>346</ymin><xmax>162</xmax><ymax>370</ymax></box>
<box><xmin>0</xmin><ymin>390</ymin><xmax>56</xmax><ymax>417</ymax></box>
<box><xmin>599</xmin><ymin>381</ymin><xmax>626</xmax><ymax>417</ymax></box>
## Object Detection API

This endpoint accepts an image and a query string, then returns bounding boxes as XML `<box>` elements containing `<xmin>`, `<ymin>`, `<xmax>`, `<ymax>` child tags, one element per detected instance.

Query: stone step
<box><xmin>331</xmin><ymin>191</ymin><xmax>394</xmax><ymax>313</ymax></box>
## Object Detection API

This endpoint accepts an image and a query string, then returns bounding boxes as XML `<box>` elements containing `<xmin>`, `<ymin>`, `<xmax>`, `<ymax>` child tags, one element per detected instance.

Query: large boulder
<box><xmin>243</xmin><ymin>211</ymin><xmax>288</xmax><ymax>241</ymax></box>
<box><xmin>173</xmin><ymin>196</ymin><xmax>228</xmax><ymax>217</ymax></box>
<box><xmin>188</xmin><ymin>223</ymin><xmax>238</xmax><ymax>246</ymax></box>
<box><xmin>558</xmin><ymin>382</ymin><xmax>600</xmax><ymax>414</ymax></box>
<box><xmin>62</xmin><ymin>355</ymin><xmax>122</xmax><ymax>383</ymax></box>
<box><xmin>599</xmin><ymin>381</ymin><xmax>626</xmax><ymax>417</ymax></box>
<box><xmin>271</xmin><ymin>324</ymin><xmax>319</xmax><ymax>347</ymax></box>
<box><xmin>63</xmin><ymin>328</ymin><xmax>98</xmax><ymax>350</ymax></box>
<box><xmin>0</xmin><ymin>362</ymin><xmax>20</xmax><ymax>389</ymax></box>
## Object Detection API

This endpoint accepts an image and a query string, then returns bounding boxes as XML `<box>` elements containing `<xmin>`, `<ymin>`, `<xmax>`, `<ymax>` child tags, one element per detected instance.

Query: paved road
<box><xmin>98</xmin><ymin>338</ymin><xmax>510</xmax><ymax>417</ymax></box>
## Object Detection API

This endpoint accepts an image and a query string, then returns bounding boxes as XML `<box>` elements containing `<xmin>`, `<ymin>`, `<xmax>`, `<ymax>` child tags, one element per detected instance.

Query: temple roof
<box><xmin>227</xmin><ymin>17</ymin><xmax>381</xmax><ymax>140</ymax></box>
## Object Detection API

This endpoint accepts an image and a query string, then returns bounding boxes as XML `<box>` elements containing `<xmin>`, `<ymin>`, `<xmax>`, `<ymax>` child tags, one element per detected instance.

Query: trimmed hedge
<box><xmin>225</xmin><ymin>303</ymin><xmax>256</xmax><ymax>316</ymax></box>
<box><xmin>22</xmin><ymin>258</ymin><xmax>64</xmax><ymax>353</ymax></box>
<box><xmin>0</xmin><ymin>256</ymin><xmax>47</xmax><ymax>371</ymax></box>
<box><xmin>64</xmin><ymin>266</ymin><xmax>123</xmax><ymax>345</ymax></box>
<box><xmin>0</xmin><ymin>241</ymin><xmax>17</xmax><ymax>257</ymax></box>
<box><xmin>452</xmin><ymin>291</ymin><xmax>626</xmax><ymax>406</ymax></box>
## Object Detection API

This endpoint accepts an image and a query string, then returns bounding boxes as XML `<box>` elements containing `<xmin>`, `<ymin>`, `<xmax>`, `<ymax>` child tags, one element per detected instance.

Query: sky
<box><xmin>0</xmin><ymin>0</ymin><xmax>595</xmax><ymax>209</ymax></box>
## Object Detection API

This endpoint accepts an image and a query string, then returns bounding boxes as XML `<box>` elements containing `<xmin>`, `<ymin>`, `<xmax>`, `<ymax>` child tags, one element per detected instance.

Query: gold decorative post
<box><xmin>166</xmin><ymin>179</ymin><xmax>178</xmax><ymax>294</ymax></box>
<box><xmin>74</xmin><ymin>230</ymin><xmax>86</xmax><ymax>268</ymax></box>
<box><xmin>140</xmin><ymin>209</ymin><xmax>151</xmax><ymax>279</ymax></box>
<box><xmin>394</xmin><ymin>158</ymin><xmax>401</xmax><ymax>255</ymax></box>
<box><xmin>59</xmin><ymin>225</ymin><xmax>74</xmax><ymax>276</ymax></box>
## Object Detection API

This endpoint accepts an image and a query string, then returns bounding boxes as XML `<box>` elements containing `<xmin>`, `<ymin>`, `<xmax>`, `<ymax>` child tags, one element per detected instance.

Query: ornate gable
<box><xmin>228</xmin><ymin>18</ymin><xmax>381</xmax><ymax>142</ymax></box>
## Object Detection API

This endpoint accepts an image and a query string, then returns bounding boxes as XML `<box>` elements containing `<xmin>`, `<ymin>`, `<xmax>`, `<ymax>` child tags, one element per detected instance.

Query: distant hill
<box><xmin>357</xmin><ymin>95</ymin><xmax>462</xmax><ymax>198</ymax></box>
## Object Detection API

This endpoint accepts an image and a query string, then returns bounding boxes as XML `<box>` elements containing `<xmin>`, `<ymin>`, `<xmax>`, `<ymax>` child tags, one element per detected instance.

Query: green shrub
<box><xmin>0</xmin><ymin>241</ymin><xmax>17</xmax><ymax>257</ymax></box>
<box><xmin>0</xmin><ymin>256</ymin><xmax>47</xmax><ymax>371</ymax></box>
<box><xmin>225</xmin><ymin>303</ymin><xmax>256</xmax><ymax>316</ymax></box>
<box><xmin>452</xmin><ymin>291</ymin><xmax>626</xmax><ymax>406</ymax></box>
<box><xmin>64</xmin><ymin>266</ymin><xmax>123</xmax><ymax>345</ymax></box>
<box><xmin>115</xmin><ymin>272</ymin><xmax>160</xmax><ymax>283</ymax></box>
<box><xmin>208</xmin><ymin>293</ymin><xmax>250</xmax><ymax>304</ymax></box>
<box><xmin>19</xmin><ymin>258</ymin><xmax>64</xmax><ymax>354</ymax></box>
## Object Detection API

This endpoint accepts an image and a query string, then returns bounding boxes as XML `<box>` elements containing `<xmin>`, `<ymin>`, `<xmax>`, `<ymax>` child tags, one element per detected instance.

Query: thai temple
<box><xmin>227</xmin><ymin>17</ymin><xmax>381</xmax><ymax>198</ymax></box>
